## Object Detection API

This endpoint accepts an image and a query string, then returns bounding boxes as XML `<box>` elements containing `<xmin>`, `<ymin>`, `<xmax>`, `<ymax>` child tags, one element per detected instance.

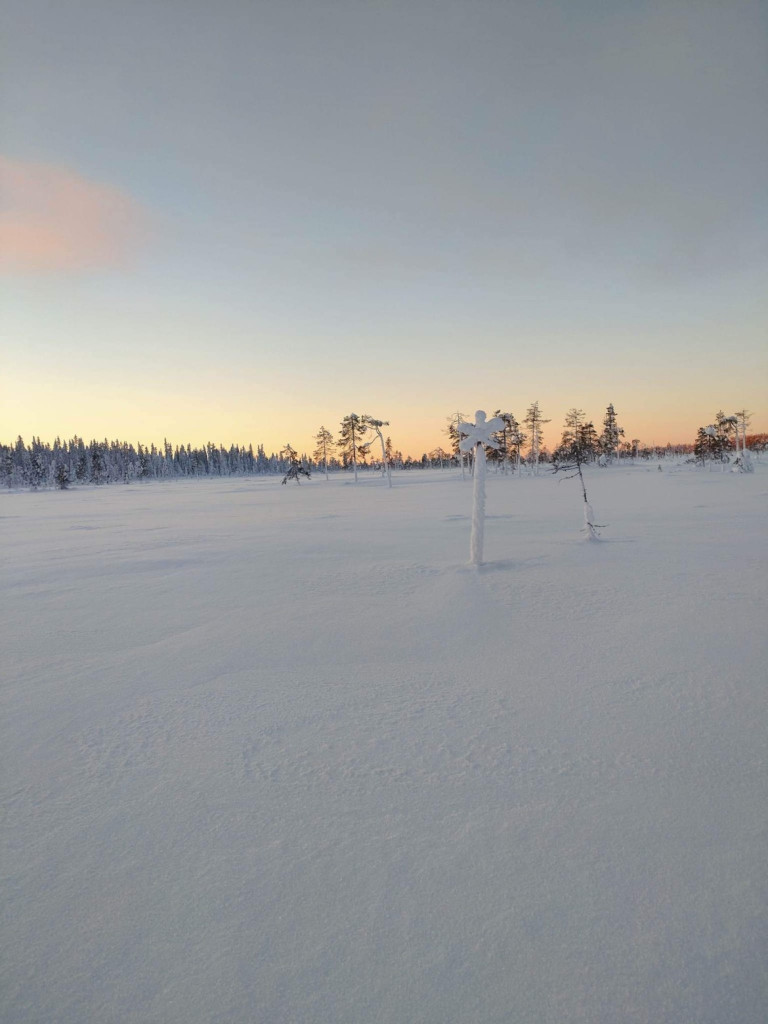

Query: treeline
<box><xmin>444</xmin><ymin>403</ymin><xmax>695</xmax><ymax>472</ymax></box>
<box><xmin>0</xmin><ymin>435</ymin><xmax>432</xmax><ymax>490</ymax></box>
<box><xmin>1</xmin><ymin>437</ymin><xmax>306</xmax><ymax>490</ymax></box>
<box><xmin>3</xmin><ymin>420</ymin><xmax>763</xmax><ymax>492</ymax></box>
<box><xmin>691</xmin><ymin>411</ymin><xmax>764</xmax><ymax>466</ymax></box>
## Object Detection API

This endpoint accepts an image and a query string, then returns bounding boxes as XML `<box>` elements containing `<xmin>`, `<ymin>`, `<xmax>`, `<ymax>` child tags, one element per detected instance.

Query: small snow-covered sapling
<box><xmin>551</xmin><ymin>432</ymin><xmax>605</xmax><ymax>540</ymax></box>
<box><xmin>281</xmin><ymin>444</ymin><xmax>311</xmax><ymax>485</ymax></box>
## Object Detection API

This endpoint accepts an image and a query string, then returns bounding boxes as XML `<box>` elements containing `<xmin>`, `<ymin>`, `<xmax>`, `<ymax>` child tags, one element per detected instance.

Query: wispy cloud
<box><xmin>0</xmin><ymin>157</ymin><xmax>147</xmax><ymax>273</ymax></box>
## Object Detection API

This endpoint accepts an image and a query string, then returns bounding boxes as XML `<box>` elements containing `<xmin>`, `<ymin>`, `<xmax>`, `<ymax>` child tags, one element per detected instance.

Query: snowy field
<box><xmin>2</xmin><ymin>465</ymin><xmax>767</xmax><ymax>1024</ymax></box>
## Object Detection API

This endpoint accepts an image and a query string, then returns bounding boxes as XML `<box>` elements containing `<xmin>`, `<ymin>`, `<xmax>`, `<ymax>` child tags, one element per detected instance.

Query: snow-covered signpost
<box><xmin>459</xmin><ymin>410</ymin><xmax>504</xmax><ymax>566</ymax></box>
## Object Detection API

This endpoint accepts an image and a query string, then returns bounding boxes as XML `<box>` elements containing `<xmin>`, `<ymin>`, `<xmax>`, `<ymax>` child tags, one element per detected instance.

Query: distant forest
<box><xmin>6</xmin><ymin>433</ymin><xmax>764</xmax><ymax>491</ymax></box>
<box><xmin>3</xmin><ymin>437</ymin><xmax>327</xmax><ymax>490</ymax></box>
<box><xmin>1</xmin><ymin>435</ymin><xmax>415</xmax><ymax>490</ymax></box>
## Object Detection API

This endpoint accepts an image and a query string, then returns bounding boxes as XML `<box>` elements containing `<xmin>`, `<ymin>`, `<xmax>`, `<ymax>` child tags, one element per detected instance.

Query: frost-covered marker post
<box><xmin>459</xmin><ymin>410</ymin><xmax>504</xmax><ymax>565</ymax></box>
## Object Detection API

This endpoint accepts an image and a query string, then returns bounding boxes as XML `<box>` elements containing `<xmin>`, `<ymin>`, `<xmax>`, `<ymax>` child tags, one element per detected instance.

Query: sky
<box><xmin>2</xmin><ymin>0</ymin><xmax>766</xmax><ymax>457</ymax></box>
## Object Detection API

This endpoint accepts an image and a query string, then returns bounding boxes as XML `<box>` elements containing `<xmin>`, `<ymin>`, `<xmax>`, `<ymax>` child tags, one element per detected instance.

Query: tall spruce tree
<box><xmin>2</xmin><ymin>447</ymin><xmax>14</xmax><ymax>488</ymax></box>
<box><xmin>694</xmin><ymin>425</ymin><xmax>727</xmax><ymax>466</ymax></box>
<box><xmin>337</xmin><ymin>413</ymin><xmax>368</xmax><ymax>482</ymax></box>
<box><xmin>524</xmin><ymin>401</ymin><xmax>550</xmax><ymax>474</ymax></box>
<box><xmin>734</xmin><ymin>408</ymin><xmax>752</xmax><ymax>454</ymax></box>
<box><xmin>55</xmin><ymin>462</ymin><xmax>70</xmax><ymax>489</ymax></box>
<box><xmin>489</xmin><ymin>411</ymin><xmax>513</xmax><ymax>470</ymax></box>
<box><xmin>313</xmin><ymin>426</ymin><xmax>334</xmax><ymax>480</ymax></box>
<box><xmin>90</xmin><ymin>441</ymin><xmax>105</xmax><ymax>484</ymax></box>
<box><xmin>385</xmin><ymin>436</ymin><xmax>394</xmax><ymax>465</ymax></box>
<box><xmin>715</xmin><ymin>411</ymin><xmax>737</xmax><ymax>453</ymax></box>
<box><xmin>507</xmin><ymin>414</ymin><xmax>526</xmax><ymax>474</ymax></box>
<box><xmin>28</xmin><ymin>450</ymin><xmax>45</xmax><ymax>490</ymax></box>
<box><xmin>599</xmin><ymin>404</ymin><xmax>624</xmax><ymax>463</ymax></box>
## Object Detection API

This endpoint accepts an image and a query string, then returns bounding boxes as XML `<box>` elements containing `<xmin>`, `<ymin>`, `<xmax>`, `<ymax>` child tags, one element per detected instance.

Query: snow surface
<box><xmin>2</xmin><ymin>466</ymin><xmax>767</xmax><ymax>1023</ymax></box>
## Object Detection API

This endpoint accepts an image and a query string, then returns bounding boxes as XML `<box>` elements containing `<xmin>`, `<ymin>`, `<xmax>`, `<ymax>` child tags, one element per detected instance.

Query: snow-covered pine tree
<box><xmin>563</xmin><ymin>407</ymin><xmax>585</xmax><ymax>435</ymax></box>
<box><xmin>489</xmin><ymin>411</ymin><xmax>515</xmax><ymax>471</ymax></box>
<box><xmin>28</xmin><ymin>450</ymin><xmax>45</xmax><ymax>490</ymax></box>
<box><xmin>714</xmin><ymin>411</ymin><xmax>738</xmax><ymax>459</ymax></box>
<box><xmin>337</xmin><ymin>414</ymin><xmax>368</xmax><ymax>482</ymax></box>
<box><xmin>694</xmin><ymin>425</ymin><xmax>728</xmax><ymax>467</ymax></box>
<box><xmin>255</xmin><ymin>444</ymin><xmax>268</xmax><ymax>474</ymax></box>
<box><xmin>280</xmin><ymin>443</ymin><xmax>310</xmax><ymax>484</ymax></box>
<box><xmin>552</xmin><ymin>415</ymin><xmax>605</xmax><ymax>540</ymax></box>
<box><xmin>2</xmin><ymin>447</ymin><xmax>14</xmax><ymax>488</ymax></box>
<box><xmin>55</xmin><ymin>462</ymin><xmax>70</xmax><ymax>489</ymax></box>
<box><xmin>732</xmin><ymin>407</ymin><xmax>755</xmax><ymax>472</ymax></box>
<box><xmin>313</xmin><ymin>426</ymin><xmax>334</xmax><ymax>480</ymax></box>
<box><xmin>559</xmin><ymin>410</ymin><xmax>598</xmax><ymax>463</ymax></box>
<box><xmin>524</xmin><ymin>401</ymin><xmax>550</xmax><ymax>475</ymax></box>
<box><xmin>503</xmin><ymin>415</ymin><xmax>526</xmax><ymax>475</ymax></box>
<box><xmin>446</xmin><ymin>411</ymin><xmax>468</xmax><ymax>478</ymax></box>
<box><xmin>599</xmin><ymin>404</ymin><xmax>624</xmax><ymax>463</ymax></box>
<box><xmin>579</xmin><ymin>421</ymin><xmax>599</xmax><ymax>461</ymax></box>
<box><xmin>428</xmin><ymin>447</ymin><xmax>451</xmax><ymax>468</ymax></box>
<box><xmin>90</xmin><ymin>442</ymin><xmax>105</xmax><ymax>484</ymax></box>
<box><xmin>734</xmin><ymin>409</ymin><xmax>752</xmax><ymax>454</ymax></box>
<box><xmin>362</xmin><ymin>416</ymin><xmax>392</xmax><ymax>486</ymax></box>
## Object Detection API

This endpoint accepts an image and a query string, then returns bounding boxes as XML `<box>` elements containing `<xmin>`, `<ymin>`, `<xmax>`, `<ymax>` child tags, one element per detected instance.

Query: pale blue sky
<box><xmin>2</xmin><ymin>0</ymin><xmax>766</xmax><ymax>453</ymax></box>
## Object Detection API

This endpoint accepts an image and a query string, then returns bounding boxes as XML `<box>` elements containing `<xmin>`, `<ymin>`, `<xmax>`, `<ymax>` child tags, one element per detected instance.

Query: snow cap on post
<box><xmin>458</xmin><ymin>410</ymin><xmax>504</xmax><ymax>452</ymax></box>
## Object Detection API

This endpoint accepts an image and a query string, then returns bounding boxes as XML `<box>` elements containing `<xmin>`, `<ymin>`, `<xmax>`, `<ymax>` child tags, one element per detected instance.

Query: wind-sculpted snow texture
<box><xmin>2</xmin><ymin>467</ymin><xmax>766</xmax><ymax>1023</ymax></box>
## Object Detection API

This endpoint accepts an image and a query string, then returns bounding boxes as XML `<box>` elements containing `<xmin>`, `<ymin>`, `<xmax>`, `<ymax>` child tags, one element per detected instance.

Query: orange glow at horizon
<box><xmin>2</xmin><ymin>379</ymin><xmax>762</xmax><ymax>462</ymax></box>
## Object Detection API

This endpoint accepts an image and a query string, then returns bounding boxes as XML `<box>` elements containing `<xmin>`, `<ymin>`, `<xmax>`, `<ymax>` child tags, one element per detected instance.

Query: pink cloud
<box><xmin>0</xmin><ymin>157</ymin><xmax>147</xmax><ymax>273</ymax></box>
